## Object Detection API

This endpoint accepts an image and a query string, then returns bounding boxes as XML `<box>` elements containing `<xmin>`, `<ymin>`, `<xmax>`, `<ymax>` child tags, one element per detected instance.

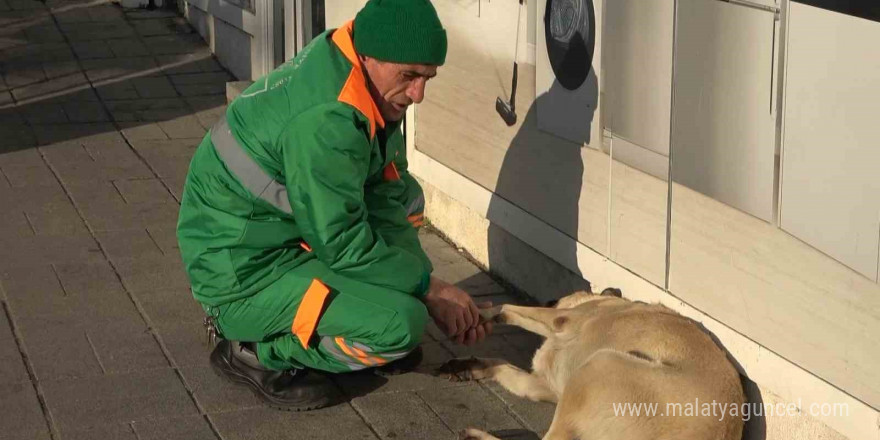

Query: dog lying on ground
<box><xmin>437</xmin><ymin>287</ymin><xmax>745</xmax><ymax>440</ymax></box>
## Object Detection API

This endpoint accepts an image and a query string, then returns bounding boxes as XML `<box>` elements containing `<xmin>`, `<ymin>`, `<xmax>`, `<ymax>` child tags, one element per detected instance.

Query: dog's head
<box><xmin>548</xmin><ymin>287</ymin><xmax>623</xmax><ymax>309</ymax></box>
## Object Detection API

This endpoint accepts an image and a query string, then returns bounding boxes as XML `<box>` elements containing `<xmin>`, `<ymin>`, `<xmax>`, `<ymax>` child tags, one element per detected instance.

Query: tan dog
<box><xmin>438</xmin><ymin>288</ymin><xmax>745</xmax><ymax>440</ymax></box>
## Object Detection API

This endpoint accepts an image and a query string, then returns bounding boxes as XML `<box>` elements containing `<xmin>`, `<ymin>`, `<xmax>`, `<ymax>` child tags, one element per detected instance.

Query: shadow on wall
<box><xmin>484</xmin><ymin>79</ymin><xmax>597</xmax><ymax>304</ymax></box>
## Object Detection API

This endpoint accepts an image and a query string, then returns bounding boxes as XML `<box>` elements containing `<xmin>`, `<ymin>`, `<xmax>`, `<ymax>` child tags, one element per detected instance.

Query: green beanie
<box><xmin>353</xmin><ymin>0</ymin><xmax>447</xmax><ymax>66</ymax></box>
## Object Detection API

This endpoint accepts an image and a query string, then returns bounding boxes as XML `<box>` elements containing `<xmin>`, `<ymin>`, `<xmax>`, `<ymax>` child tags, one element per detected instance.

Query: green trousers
<box><xmin>209</xmin><ymin>258</ymin><xmax>428</xmax><ymax>373</ymax></box>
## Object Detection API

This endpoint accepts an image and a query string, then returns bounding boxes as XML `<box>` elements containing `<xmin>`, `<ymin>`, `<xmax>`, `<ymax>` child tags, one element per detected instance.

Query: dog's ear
<box><xmin>601</xmin><ymin>287</ymin><xmax>623</xmax><ymax>298</ymax></box>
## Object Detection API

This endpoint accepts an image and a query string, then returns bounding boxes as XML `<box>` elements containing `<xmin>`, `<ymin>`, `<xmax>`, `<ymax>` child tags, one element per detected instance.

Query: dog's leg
<box><xmin>485</xmin><ymin>304</ymin><xmax>568</xmax><ymax>338</ymax></box>
<box><xmin>437</xmin><ymin>358</ymin><xmax>557</xmax><ymax>402</ymax></box>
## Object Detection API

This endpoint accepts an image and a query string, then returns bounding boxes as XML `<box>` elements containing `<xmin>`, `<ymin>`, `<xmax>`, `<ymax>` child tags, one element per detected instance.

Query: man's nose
<box><xmin>406</xmin><ymin>78</ymin><xmax>427</xmax><ymax>104</ymax></box>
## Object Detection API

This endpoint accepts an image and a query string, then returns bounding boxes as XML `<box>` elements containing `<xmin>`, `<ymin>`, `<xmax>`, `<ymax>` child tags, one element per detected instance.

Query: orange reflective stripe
<box><xmin>300</xmin><ymin>242</ymin><xmax>312</xmax><ymax>252</ymax></box>
<box><xmin>383</xmin><ymin>161</ymin><xmax>401</xmax><ymax>181</ymax></box>
<box><xmin>332</xmin><ymin>21</ymin><xmax>385</xmax><ymax>140</ymax></box>
<box><xmin>334</xmin><ymin>337</ymin><xmax>371</xmax><ymax>366</ymax></box>
<box><xmin>408</xmin><ymin>214</ymin><xmax>425</xmax><ymax>227</ymax></box>
<box><xmin>291</xmin><ymin>279</ymin><xmax>330</xmax><ymax>349</ymax></box>
<box><xmin>350</xmin><ymin>344</ymin><xmax>387</xmax><ymax>366</ymax></box>
<box><xmin>334</xmin><ymin>337</ymin><xmax>386</xmax><ymax>366</ymax></box>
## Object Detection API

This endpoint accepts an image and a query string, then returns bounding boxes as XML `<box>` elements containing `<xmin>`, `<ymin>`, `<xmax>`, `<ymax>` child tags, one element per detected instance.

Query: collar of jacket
<box><xmin>332</xmin><ymin>20</ymin><xmax>386</xmax><ymax>140</ymax></box>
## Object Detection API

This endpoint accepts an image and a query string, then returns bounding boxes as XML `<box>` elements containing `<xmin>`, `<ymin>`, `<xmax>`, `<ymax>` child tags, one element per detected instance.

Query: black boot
<box><xmin>374</xmin><ymin>346</ymin><xmax>424</xmax><ymax>376</ymax></box>
<box><xmin>210</xmin><ymin>339</ymin><xmax>343</xmax><ymax>411</ymax></box>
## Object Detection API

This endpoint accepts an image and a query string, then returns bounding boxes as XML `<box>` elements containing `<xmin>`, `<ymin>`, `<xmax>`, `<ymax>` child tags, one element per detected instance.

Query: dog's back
<box><xmin>546</xmin><ymin>297</ymin><xmax>744</xmax><ymax>440</ymax></box>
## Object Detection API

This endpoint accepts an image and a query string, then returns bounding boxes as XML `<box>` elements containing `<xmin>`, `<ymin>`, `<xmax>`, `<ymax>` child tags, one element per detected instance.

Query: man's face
<box><xmin>361</xmin><ymin>57</ymin><xmax>438</xmax><ymax>122</ymax></box>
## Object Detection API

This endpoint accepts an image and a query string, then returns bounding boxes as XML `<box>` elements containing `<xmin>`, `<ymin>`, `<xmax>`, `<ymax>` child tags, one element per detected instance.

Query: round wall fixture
<box><xmin>544</xmin><ymin>0</ymin><xmax>595</xmax><ymax>90</ymax></box>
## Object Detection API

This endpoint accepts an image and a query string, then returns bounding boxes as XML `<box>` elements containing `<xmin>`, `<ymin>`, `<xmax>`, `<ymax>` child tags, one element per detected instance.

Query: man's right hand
<box><xmin>423</xmin><ymin>276</ymin><xmax>492</xmax><ymax>345</ymax></box>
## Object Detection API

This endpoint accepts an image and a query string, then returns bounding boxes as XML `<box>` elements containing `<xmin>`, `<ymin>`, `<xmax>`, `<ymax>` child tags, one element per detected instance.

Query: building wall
<box><xmin>403</xmin><ymin>0</ymin><xmax>880</xmax><ymax>439</ymax></box>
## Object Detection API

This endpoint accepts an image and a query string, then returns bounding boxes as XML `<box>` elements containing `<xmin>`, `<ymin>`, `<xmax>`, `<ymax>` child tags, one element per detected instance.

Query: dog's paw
<box><xmin>459</xmin><ymin>428</ymin><xmax>489</xmax><ymax>440</ymax></box>
<box><xmin>434</xmin><ymin>357</ymin><xmax>488</xmax><ymax>382</ymax></box>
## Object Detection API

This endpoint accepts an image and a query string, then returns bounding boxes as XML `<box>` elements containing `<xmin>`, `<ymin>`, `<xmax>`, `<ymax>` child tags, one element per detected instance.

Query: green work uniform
<box><xmin>176</xmin><ymin>21</ymin><xmax>433</xmax><ymax>373</ymax></box>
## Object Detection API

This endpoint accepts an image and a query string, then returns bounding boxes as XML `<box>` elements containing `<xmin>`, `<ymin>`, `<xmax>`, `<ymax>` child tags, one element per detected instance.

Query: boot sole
<box><xmin>210</xmin><ymin>348</ymin><xmax>342</xmax><ymax>412</ymax></box>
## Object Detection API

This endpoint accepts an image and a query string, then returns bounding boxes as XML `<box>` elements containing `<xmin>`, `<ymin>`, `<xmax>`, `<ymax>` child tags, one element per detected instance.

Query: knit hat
<box><xmin>353</xmin><ymin>0</ymin><xmax>447</xmax><ymax>66</ymax></box>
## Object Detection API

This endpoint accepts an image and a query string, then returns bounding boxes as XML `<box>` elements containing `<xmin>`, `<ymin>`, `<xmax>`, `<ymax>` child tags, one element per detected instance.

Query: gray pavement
<box><xmin>0</xmin><ymin>1</ymin><xmax>553</xmax><ymax>439</ymax></box>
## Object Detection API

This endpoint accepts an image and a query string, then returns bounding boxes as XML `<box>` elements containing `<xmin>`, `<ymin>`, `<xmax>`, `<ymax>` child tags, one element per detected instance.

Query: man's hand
<box><xmin>423</xmin><ymin>277</ymin><xmax>493</xmax><ymax>346</ymax></box>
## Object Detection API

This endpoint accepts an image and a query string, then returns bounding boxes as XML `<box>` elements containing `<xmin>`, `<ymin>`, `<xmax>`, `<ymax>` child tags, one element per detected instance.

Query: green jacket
<box><xmin>177</xmin><ymin>22</ymin><xmax>433</xmax><ymax>306</ymax></box>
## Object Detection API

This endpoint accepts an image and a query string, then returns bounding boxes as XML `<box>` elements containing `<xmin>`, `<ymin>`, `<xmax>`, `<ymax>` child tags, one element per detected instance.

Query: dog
<box><xmin>437</xmin><ymin>287</ymin><xmax>745</xmax><ymax>440</ymax></box>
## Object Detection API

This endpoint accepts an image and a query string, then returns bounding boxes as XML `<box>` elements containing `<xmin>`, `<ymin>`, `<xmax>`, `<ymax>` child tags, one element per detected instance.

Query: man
<box><xmin>176</xmin><ymin>0</ymin><xmax>492</xmax><ymax>411</ymax></box>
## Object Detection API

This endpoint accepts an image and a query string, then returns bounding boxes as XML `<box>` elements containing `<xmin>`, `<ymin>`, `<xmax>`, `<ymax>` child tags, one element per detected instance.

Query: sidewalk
<box><xmin>0</xmin><ymin>1</ymin><xmax>553</xmax><ymax>439</ymax></box>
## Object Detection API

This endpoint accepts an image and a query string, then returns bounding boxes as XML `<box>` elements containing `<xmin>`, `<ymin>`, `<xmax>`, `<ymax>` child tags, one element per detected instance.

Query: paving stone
<box><xmin>17</xmin><ymin>315</ymin><xmax>168</xmax><ymax>381</ymax></box>
<box><xmin>56</xmin><ymin>421</ymin><xmax>137</xmax><ymax>440</ymax></box>
<box><xmin>125</xmin><ymin>9</ymin><xmax>179</xmax><ymax>20</ymax></box>
<box><xmin>59</xmin><ymin>21</ymin><xmax>135</xmax><ymax>41</ymax></box>
<box><xmin>23</xmin><ymin>24</ymin><xmax>64</xmax><ymax>43</ymax></box>
<box><xmin>170</xmin><ymin>72</ymin><xmax>231</xmax><ymax>96</ymax></box>
<box><xmin>156</xmin><ymin>52</ymin><xmax>223</xmax><ymax>75</ymax></box>
<box><xmin>484</xmin><ymin>381</ymin><xmax>556</xmax><ymax>435</ymax></box>
<box><xmin>0</xmin><ymin>234</ymin><xmax>103</xmax><ymax>268</ymax></box>
<box><xmin>95</xmin><ymin>80</ymin><xmax>140</xmax><ymax>100</ymax></box>
<box><xmin>21</xmin><ymin>102</ymin><xmax>69</xmax><ymax>124</ymax></box>
<box><xmin>70</xmin><ymin>39</ymin><xmax>114</xmax><ymax>58</ymax></box>
<box><xmin>419</xmin><ymin>384</ymin><xmax>523</xmax><ymax>434</ymax></box>
<box><xmin>334</xmin><ymin>367</ymin><xmax>468</xmax><ymax>399</ymax></box>
<box><xmin>95</xmin><ymin>228</ymin><xmax>164</xmax><ymax>262</ymax></box>
<box><xmin>433</xmin><ymin>260</ymin><xmax>485</xmax><ymax>286</ymax></box>
<box><xmin>63</xmin><ymin>100</ymin><xmax>110</xmax><ymax>122</ymax></box>
<box><xmin>145</xmin><ymin>224</ymin><xmax>180</xmax><ymax>255</ymax></box>
<box><xmin>0</xmin><ymin>381</ymin><xmax>52</xmax><ymax>440</ymax></box>
<box><xmin>351</xmin><ymin>391</ymin><xmax>453</xmax><ymax>440</ymax></box>
<box><xmin>41</xmin><ymin>137</ymin><xmax>154</xmax><ymax>182</ymax></box>
<box><xmin>439</xmin><ymin>332</ymin><xmax>534</xmax><ymax>372</ymax></box>
<box><xmin>0</xmin><ymin>148</ymin><xmax>57</xmax><ymax>187</ymax></box>
<box><xmin>153</xmin><ymin>320</ymin><xmax>209</xmax><ymax>368</ymax></box>
<box><xmin>1</xmin><ymin>260</ymin><xmax>141</xmax><ymax>323</ymax></box>
<box><xmin>111</xmin><ymin>252</ymin><xmax>191</xmax><ymax>293</ymax></box>
<box><xmin>0</xmin><ymin>8</ymin><xmax>49</xmax><ymax>27</ymax></box>
<box><xmin>120</xmin><ymin>121</ymin><xmax>170</xmax><ymax>140</ymax></box>
<box><xmin>185</xmin><ymin>95</ymin><xmax>226</xmax><ymax>128</ymax></box>
<box><xmin>457</xmin><ymin>272</ymin><xmax>508</xmax><ymax>297</ymax></box>
<box><xmin>212</xmin><ymin>405</ymin><xmax>378</xmax><ymax>440</ymax></box>
<box><xmin>132</xmin><ymin>76</ymin><xmax>178</xmax><ymax>98</ymax></box>
<box><xmin>107</xmin><ymin>37</ymin><xmax>149</xmax><ymax>57</ymax></box>
<box><xmin>137</xmin><ymin>288</ymin><xmax>204</xmax><ymax>327</ymax></box>
<box><xmin>3</xmin><ymin>64</ymin><xmax>46</xmax><ymax>88</ymax></box>
<box><xmin>143</xmin><ymin>34</ymin><xmax>208</xmax><ymax>55</ymax></box>
<box><xmin>422</xmin><ymin>340</ymin><xmax>454</xmax><ymax>366</ymax></box>
<box><xmin>23</xmin><ymin>201</ymin><xmax>90</xmax><ymax>235</ymax></box>
<box><xmin>0</xmin><ymin>90</ymin><xmax>12</xmax><ymax>105</ymax></box>
<box><xmin>80</xmin><ymin>197</ymin><xmax>180</xmax><ymax>232</ymax></box>
<box><xmin>84</xmin><ymin>3</ymin><xmax>125</xmax><ymax>22</ymax></box>
<box><xmin>0</xmin><ymin>310</ymin><xmax>29</xmax><ymax>386</ymax></box>
<box><xmin>0</xmin><ymin>207</ymin><xmax>34</xmax><ymax>239</ymax></box>
<box><xmin>42</xmin><ymin>60</ymin><xmax>79</xmax><ymax>79</ymax></box>
<box><xmin>8</xmin><ymin>0</ymin><xmax>46</xmax><ymax>10</ymax></box>
<box><xmin>3</xmin><ymin>42</ymin><xmax>74</xmax><ymax>64</ymax></box>
<box><xmin>163</xmin><ymin>175</ymin><xmax>185</xmax><ymax>201</ymax></box>
<box><xmin>41</xmin><ymin>367</ymin><xmax>198</xmax><ymax>432</ymax></box>
<box><xmin>52</xmin><ymin>7</ymin><xmax>93</xmax><ymax>24</ymax></box>
<box><xmin>133</xmin><ymin>415</ymin><xmax>217</xmax><ymax>440</ymax></box>
<box><xmin>0</xmin><ymin>177</ymin><xmax>68</xmax><ymax>210</ymax></box>
<box><xmin>0</xmin><ymin>123</ymin><xmax>36</xmax><ymax>147</ymax></box>
<box><xmin>179</xmin><ymin>365</ymin><xmax>264</xmax><ymax>413</ymax></box>
<box><xmin>33</xmin><ymin>121</ymin><xmax>117</xmax><ymax>145</ymax></box>
<box><xmin>103</xmin><ymin>97</ymin><xmax>190</xmax><ymax>122</ymax></box>
<box><xmin>132</xmin><ymin>17</ymin><xmax>179</xmax><ymax>36</ymax></box>
<box><xmin>113</xmin><ymin>178</ymin><xmax>176</xmax><ymax>205</ymax></box>
<box><xmin>158</xmin><ymin>115</ymin><xmax>207</xmax><ymax>139</ymax></box>
<box><xmin>81</xmin><ymin>56</ymin><xmax>161</xmax><ymax>82</ymax></box>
